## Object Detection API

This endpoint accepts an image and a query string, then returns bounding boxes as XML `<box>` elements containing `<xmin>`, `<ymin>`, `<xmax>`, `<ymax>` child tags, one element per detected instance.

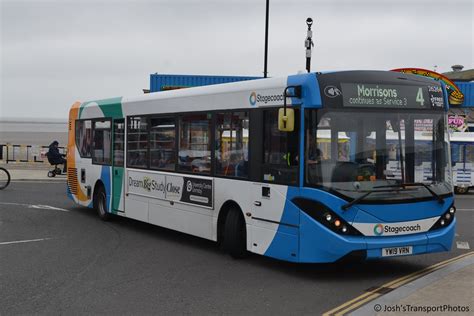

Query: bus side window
<box><xmin>178</xmin><ymin>114</ymin><xmax>212</xmax><ymax>174</ymax></box>
<box><xmin>262</xmin><ymin>109</ymin><xmax>299</xmax><ymax>185</ymax></box>
<box><xmin>127</xmin><ymin>116</ymin><xmax>149</xmax><ymax>169</ymax></box>
<box><xmin>76</xmin><ymin>119</ymin><xmax>92</xmax><ymax>158</ymax></box>
<box><xmin>92</xmin><ymin>120</ymin><xmax>112</xmax><ymax>165</ymax></box>
<box><xmin>215</xmin><ymin>111</ymin><xmax>249</xmax><ymax>178</ymax></box>
<box><xmin>150</xmin><ymin>117</ymin><xmax>176</xmax><ymax>171</ymax></box>
<box><xmin>113</xmin><ymin>120</ymin><xmax>125</xmax><ymax>167</ymax></box>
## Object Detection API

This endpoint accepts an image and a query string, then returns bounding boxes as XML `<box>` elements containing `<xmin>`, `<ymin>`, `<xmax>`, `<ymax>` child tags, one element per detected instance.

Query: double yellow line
<box><xmin>323</xmin><ymin>251</ymin><xmax>474</xmax><ymax>316</ymax></box>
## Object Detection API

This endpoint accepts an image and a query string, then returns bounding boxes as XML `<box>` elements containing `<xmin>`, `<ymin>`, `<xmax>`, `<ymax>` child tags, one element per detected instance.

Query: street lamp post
<box><xmin>264</xmin><ymin>0</ymin><xmax>269</xmax><ymax>78</ymax></box>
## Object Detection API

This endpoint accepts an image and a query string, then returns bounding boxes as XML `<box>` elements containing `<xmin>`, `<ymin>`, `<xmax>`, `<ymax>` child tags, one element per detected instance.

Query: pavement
<box><xmin>334</xmin><ymin>251</ymin><xmax>474</xmax><ymax>315</ymax></box>
<box><xmin>1</xmin><ymin>162</ymin><xmax>473</xmax><ymax>315</ymax></box>
<box><xmin>1</xmin><ymin>162</ymin><xmax>66</xmax><ymax>181</ymax></box>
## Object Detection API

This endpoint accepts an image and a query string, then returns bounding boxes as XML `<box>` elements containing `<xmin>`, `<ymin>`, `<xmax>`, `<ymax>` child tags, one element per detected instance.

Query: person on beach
<box><xmin>47</xmin><ymin>140</ymin><xmax>67</xmax><ymax>173</ymax></box>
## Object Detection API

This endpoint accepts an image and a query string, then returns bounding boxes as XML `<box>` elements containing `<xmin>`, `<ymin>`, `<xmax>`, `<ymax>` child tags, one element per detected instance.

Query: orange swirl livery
<box><xmin>67</xmin><ymin>101</ymin><xmax>89</xmax><ymax>202</ymax></box>
<box><xmin>392</xmin><ymin>68</ymin><xmax>464</xmax><ymax>105</ymax></box>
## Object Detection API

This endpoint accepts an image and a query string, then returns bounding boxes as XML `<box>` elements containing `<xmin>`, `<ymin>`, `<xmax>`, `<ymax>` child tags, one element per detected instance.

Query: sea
<box><xmin>0</xmin><ymin>119</ymin><xmax>68</xmax><ymax>147</ymax></box>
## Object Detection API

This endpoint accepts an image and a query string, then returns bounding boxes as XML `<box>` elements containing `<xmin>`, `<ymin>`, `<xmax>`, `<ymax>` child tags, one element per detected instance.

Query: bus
<box><xmin>450</xmin><ymin>132</ymin><xmax>474</xmax><ymax>194</ymax></box>
<box><xmin>67</xmin><ymin>70</ymin><xmax>456</xmax><ymax>263</ymax></box>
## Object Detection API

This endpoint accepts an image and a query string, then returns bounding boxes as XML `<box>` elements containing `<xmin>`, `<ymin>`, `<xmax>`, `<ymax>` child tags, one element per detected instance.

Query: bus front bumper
<box><xmin>299</xmin><ymin>212</ymin><xmax>456</xmax><ymax>263</ymax></box>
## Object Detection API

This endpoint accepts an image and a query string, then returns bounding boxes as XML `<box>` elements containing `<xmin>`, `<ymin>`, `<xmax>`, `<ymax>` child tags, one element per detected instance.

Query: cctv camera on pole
<box><xmin>305</xmin><ymin>17</ymin><xmax>314</xmax><ymax>73</ymax></box>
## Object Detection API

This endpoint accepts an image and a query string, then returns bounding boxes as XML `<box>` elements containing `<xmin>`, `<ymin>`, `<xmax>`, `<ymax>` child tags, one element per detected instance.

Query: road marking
<box><xmin>0</xmin><ymin>202</ymin><xmax>69</xmax><ymax>212</ymax></box>
<box><xmin>0</xmin><ymin>238</ymin><xmax>52</xmax><ymax>246</ymax></box>
<box><xmin>456</xmin><ymin>241</ymin><xmax>470</xmax><ymax>249</ymax></box>
<box><xmin>323</xmin><ymin>251</ymin><xmax>474</xmax><ymax>316</ymax></box>
<box><xmin>456</xmin><ymin>208</ymin><xmax>474</xmax><ymax>211</ymax></box>
<box><xmin>29</xmin><ymin>204</ymin><xmax>70</xmax><ymax>212</ymax></box>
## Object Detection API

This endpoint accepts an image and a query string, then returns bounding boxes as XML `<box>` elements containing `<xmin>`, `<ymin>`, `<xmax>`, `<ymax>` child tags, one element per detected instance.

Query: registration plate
<box><xmin>382</xmin><ymin>246</ymin><xmax>413</xmax><ymax>257</ymax></box>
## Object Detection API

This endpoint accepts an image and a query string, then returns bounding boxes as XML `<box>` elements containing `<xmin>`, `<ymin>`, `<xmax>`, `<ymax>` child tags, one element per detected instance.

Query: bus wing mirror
<box><xmin>278</xmin><ymin>108</ymin><xmax>295</xmax><ymax>132</ymax></box>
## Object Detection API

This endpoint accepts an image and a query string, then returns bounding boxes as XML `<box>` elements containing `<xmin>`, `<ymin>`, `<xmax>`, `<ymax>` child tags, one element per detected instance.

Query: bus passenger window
<box><xmin>150</xmin><ymin>117</ymin><xmax>176</xmax><ymax>171</ymax></box>
<box><xmin>215</xmin><ymin>111</ymin><xmax>249</xmax><ymax>178</ymax></box>
<box><xmin>178</xmin><ymin>114</ymin><xmax>212</xmax><ymax>174</ymax></box>
<box><xmin>113</xmin><ymin>120</ymin><xmax>125</xmax><ymax>167</ymax></box>
<box><xmin>262</xmin><ymin>109</ymin><xmax>299</xmax><ymax>185</ymax></box>
<box><xmin>76</xmin><ymin>120</ymin><xmax>92</xmax><ymax>158</ymax></box>
<box><xmin>92</xmin><ymin>120</ymin><xmax>112</xmax><ymax>165</ymax></box>
<box><xmin>127</xmin><ymin>116</ymin><xmax>149</xmax><ymax>169</ymax></box>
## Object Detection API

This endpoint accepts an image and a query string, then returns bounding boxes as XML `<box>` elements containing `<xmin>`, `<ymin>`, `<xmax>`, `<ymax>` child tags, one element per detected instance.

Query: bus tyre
<box><xmin>223</xmin><ymin>208</ymin><xmax>248</xmax><ymax>259</ymax></box>
<box><xmin>95</xmin><ymin>186</ymin><xmax>112</xmax><ymax>221</ymax></box>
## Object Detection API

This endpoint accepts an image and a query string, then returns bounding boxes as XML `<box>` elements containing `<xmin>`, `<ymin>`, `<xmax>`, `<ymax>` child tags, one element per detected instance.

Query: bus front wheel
<box><xmin>223</xmin><ymin>208</ymin><xmax>248</xmax><ymax>259</ymax></box>
<box><xmin>94</xmin><ymin>186</ymin><xmax>112</xmax><ymax>221</ymax></box>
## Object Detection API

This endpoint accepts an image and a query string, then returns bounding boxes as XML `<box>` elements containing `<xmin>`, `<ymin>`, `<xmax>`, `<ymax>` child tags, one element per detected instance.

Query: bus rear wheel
<box><xmin>95</xmin><ymin>186</ymin><xmax>112</xmax><ymax>221</ymax></box>
<box><xmin>223</xmin><ymin>208</ymin><xmax>248</xmax><ymax>259</ymax></box>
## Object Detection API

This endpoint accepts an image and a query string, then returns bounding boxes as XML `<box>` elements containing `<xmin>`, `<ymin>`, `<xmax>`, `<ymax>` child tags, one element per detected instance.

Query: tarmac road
<box><xmin>1</xmin><ymin>182</ymin><xmax>472</xmax><ymax>315</ymax></box>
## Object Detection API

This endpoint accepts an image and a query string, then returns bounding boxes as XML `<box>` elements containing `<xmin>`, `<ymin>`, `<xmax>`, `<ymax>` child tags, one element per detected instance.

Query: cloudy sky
<box><xmin>1</xmin><ymin>0</ymin><xmax>473</xmax><ymax>120</ymax></box>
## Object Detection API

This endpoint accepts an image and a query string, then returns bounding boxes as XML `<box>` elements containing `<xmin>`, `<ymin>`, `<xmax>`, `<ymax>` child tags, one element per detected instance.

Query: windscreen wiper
<box><xmin>341</xmin><ymin>188</ymin><xmax>401</xmax><ymax>211</ymax></box>
<box><xmin>374</xmin><ymin>182</ymin><xmax>444</xmax><ymax>204</ymax></box>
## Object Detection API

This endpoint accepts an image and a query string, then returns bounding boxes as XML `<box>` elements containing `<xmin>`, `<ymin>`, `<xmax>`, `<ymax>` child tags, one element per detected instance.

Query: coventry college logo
<box><xmin>373</xmin><ymin>224</ymin><xmax>384</xmax><ymax>236</ymax></box>
<box><xmin>249</xmin><ymin>92</ymin><xmax>257</xmax><ymax>106</ymax></box>
<box><xmin>186</xmin><ymin>180</ymin><xmax>193</xmax><ymax>192</ymax></box>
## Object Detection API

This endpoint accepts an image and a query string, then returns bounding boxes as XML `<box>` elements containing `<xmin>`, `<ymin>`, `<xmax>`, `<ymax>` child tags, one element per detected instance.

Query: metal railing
<box><xmin>0</xmin><ymin>144</ymin><xmax>66</xmax><ymax>163</ymax></box>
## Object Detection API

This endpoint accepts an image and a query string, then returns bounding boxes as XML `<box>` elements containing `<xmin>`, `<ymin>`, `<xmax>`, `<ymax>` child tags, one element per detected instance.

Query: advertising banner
<box><xmin>127</xmin><ymin>170</ymin><xmax>213</xmax><ymax>208</ymax></box>
<box><xmin>448</xmin><ymin>115</ymin><xmax>467</xmax><ymax>132</ymax></box>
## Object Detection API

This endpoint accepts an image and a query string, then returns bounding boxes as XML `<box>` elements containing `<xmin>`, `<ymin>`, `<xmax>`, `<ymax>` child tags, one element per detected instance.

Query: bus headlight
<box><xmin>293</xmin><ymin>198</ymin><xmax>363</xmax><ymax>236</ymax></box>
<box><xmin>429</xmin><ymin>205</ymin><xmax>455</xmax><ymax>231</ymax></box>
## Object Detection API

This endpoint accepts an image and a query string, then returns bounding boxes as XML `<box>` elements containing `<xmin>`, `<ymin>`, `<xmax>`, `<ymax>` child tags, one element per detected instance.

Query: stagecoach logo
<box><xmin>186</xmin><ymin>180</ymin><xmax>193</xmax><ymax>192</ymax></box>
<box><xmin>249</xmin><ymin>92</ymin><xmax>257</xmax><ymax>106</ymax></box>
<box><xmin>324</xmin><ymin>85</ymin><xmax>342</xmax><ymax>98</ymax></box>
<box><xmin>373</xmin><ymin>224</ymin><xmax>384</xmax><ymax>236</ymax></box>
<box><xmin>249</xmin><ymin>91</ymin><xmax>285</xmax><ymax>106</ymax></box>
<box><xmin>373</xmin><ymin>223</ymin><xmax>423</xmax><ymax>236</ymax></box>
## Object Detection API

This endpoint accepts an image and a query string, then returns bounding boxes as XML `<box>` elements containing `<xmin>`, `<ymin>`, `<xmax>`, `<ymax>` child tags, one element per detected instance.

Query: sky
<box><xmin>1</xmin><ymin>0</ymin><xmax>473</xmax><ymax>120</ymax></box>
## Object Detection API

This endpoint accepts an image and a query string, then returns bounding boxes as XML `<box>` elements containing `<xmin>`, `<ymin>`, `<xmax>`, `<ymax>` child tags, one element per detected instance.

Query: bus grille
<box><xmin>67</xmin><ymin>168</ymin><xmax>78</xmax><ymax>194</ymax></box>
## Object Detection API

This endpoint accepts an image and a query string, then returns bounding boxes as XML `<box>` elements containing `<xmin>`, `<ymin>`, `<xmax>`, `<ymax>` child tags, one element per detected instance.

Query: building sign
<box><xmin>127</xmin><ymin>170</ymin><xmax>213</xmax><ymax>208</ymax></box>
<box><xmin>392</xmin><ymin>68</ymin><xmax>465</xmax><ymax>106</ymax></box>
<box><xmin>448</xmin><ymin>114</ymin><xmax>467</xmax><ymax>132</ymax></box>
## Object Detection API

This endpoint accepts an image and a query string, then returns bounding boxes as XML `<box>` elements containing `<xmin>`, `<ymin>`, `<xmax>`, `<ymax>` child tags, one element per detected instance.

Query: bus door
<box><xmin>112</xmin><ymin>119</ymin><xmax>125</xmax><ymax>212</ymax></box>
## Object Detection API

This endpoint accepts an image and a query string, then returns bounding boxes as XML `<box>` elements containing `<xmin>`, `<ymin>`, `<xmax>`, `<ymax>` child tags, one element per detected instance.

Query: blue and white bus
<box><xmin>67</xmin><ymin>70</ymin><xmax>456</xmax><ymax>262</ymax></box>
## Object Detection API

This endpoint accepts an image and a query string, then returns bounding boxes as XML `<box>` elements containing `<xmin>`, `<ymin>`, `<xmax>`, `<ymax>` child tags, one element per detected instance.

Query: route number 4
<box><xmin>416</xmin><ymin>88</ymin><xmax>425</xmax><ymax>106</ymax></box>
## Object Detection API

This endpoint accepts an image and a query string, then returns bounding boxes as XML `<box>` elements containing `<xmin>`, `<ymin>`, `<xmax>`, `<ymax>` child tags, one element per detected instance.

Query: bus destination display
<box><xmin>340</xmin><ymin>83</ymin><xmax>444</xmax><ymax>109</ymax></box>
